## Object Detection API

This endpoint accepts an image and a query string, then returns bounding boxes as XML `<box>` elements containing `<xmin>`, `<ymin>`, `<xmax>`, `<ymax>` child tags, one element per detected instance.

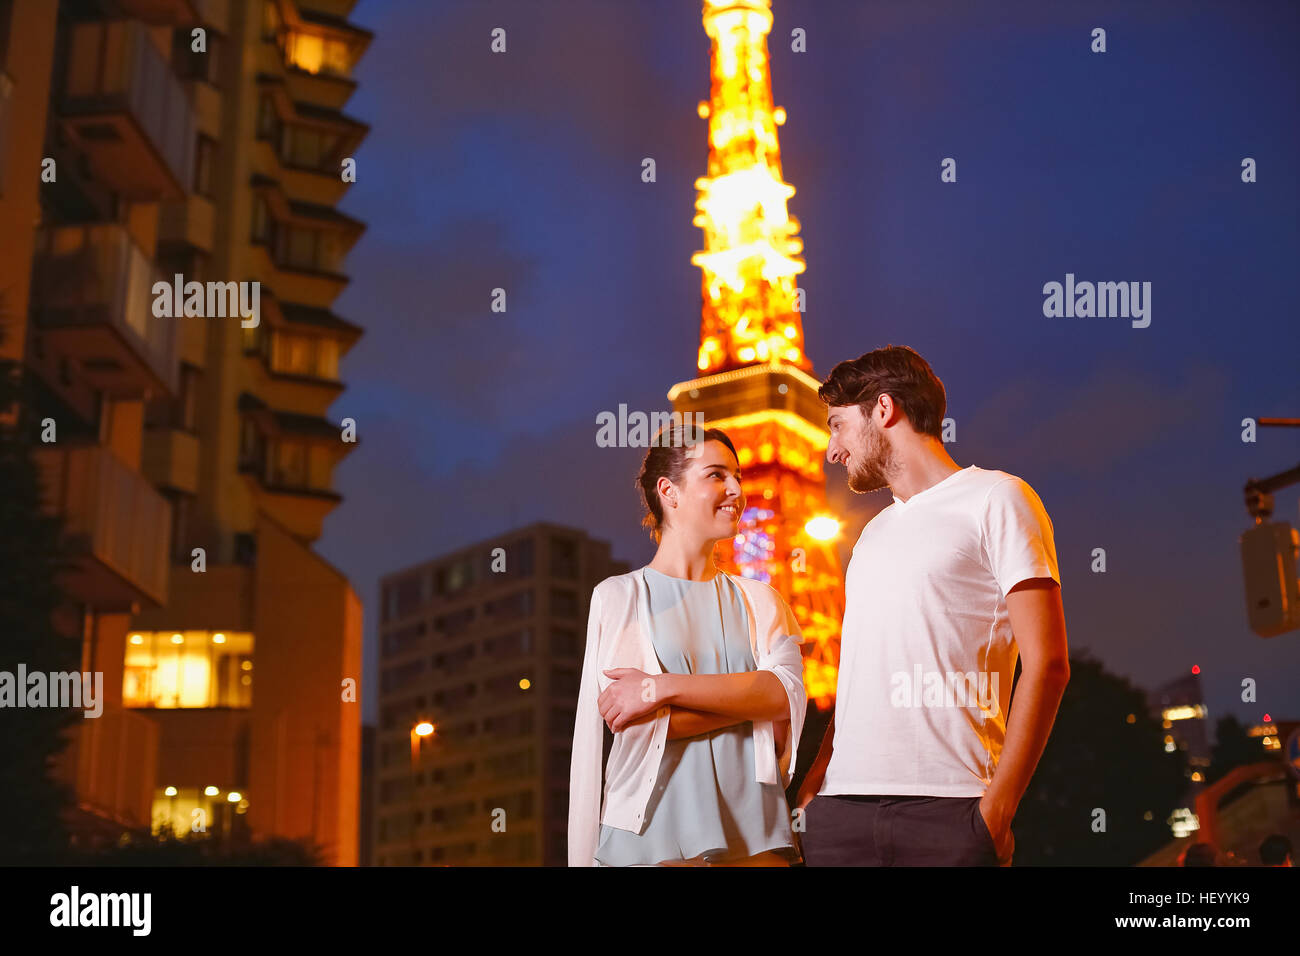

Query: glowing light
<box><xmin>1191</xmin><ymin>665</ymin><xmax>1200</xmax><ymax>675</ymax></box>
<box><xmin>164</xmin><ymin>786</ymin><xmax>177</xmax><ymax>796</ymax></box>
<box><xmin>414</xmin><ymin>721</ymin><xmax>435</xmax><ymax>737</ymax></box>
<box><xmin>692</xmin><ymin>0</ymin><xmax>809</xmax><ymax>375</ymax></box>
<box><xmin>171</xmin><ymin>633</ymin><xmax>183</xmax><ymax>644</ymax></box>
<box><xmin>204</xmin><ymin>786</ymin><xmax>219</xmax><ymax>796</ymax></box>
<box><xmin>805</xmin><ymin>515</ymin><xmax>840</xmax><ymax>541</ymax></box>
<box><xmin>227</xmin><ymin>791</ymin><xmax>241</xmax><ymax>803</ymax></box>
<box><xmin>129</xmin><ymin>634</ymin><xmax>143</xmax><ymax>645</ymax></box>
<box><xmin>519</xmin><ymin>678</ymin><xmax>531</xmax><ymax>690</ymax></box>
<box><xmin>212</xmin><ymin>633</ymin><xmax>226</xmax><ymax>643</ymax></box>
<box><xmin>681</xmin><ymin>0</ymin><xmax>843</xmax><ymax>709</ymax></box>
<box><xmin>1162</xmin><ymin>705</ymin><xmax>1205</xmax><ymax>721</ymax></box>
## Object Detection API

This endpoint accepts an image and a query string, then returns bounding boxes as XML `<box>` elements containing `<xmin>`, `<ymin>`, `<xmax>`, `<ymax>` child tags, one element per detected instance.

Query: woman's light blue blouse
<box><xmin>594</xmin><ymin>567</ymin><xmax>797</xmax><ymax>866</ymax></box>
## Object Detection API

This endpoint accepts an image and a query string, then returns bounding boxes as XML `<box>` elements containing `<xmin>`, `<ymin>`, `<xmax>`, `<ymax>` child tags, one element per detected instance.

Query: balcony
<box><xmin>60</xmin><ymin>20</ymin><xmax>195</xmax><ymax>199</ymax></box>
<box><xmin>33</xmin><ymin>443</ymin><xmax>172</xmax><ymax>610</ymax></box>
<box><xmin>55</xmin><ymin>707</ymin><xmax>160</xmax><ymax>833</ymax></box>
<box><xmin>158</xmin><ymin>193</ymin><xmax>216</xmax><ymax>253</ymax></box>
<box><xmin>143</xmin><ymin>426</ymin><xmax>200</xmax><ymax>494</ymax></box>
<box><xmin>30</xmin><ymin>223</ymin><xmax>179</xmax><ymax>398</ymax></box>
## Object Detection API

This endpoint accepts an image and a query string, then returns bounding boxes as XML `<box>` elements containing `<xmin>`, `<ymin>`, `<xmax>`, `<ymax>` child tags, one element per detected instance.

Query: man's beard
<box><xmin>847</xmin><ymin>421</ymin><xmax>899</xmax><ymax>494</ymax></box>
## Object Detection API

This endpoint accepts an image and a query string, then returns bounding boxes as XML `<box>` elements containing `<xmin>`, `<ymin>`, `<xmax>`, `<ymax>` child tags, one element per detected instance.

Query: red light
<box><xmin>1264</xmin><ymin>713</ymin><xmax>1271</xmax><ymax>723</ymax></box>
<box><xmin>1191</xmin><ymin>665</ymin><xmax>1200</xmax><ymax>675</ymax></box>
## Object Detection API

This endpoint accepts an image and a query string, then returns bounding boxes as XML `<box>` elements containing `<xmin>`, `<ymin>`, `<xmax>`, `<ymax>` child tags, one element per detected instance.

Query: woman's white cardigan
<box><xmin>567</xmin><ymin>568</ymin><xmax>807</xmax><ymax>866</ymax></box>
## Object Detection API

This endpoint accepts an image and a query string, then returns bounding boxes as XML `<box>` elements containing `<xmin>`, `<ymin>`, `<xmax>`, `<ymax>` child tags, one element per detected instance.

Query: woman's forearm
<box><xmin>657</xmin><ymin>671</ymin><xmax>786</xmax><ymax>721</ymax></box>
<box><xmin>666</xmin><ymin>706</ymin><xmax>748</xmax><ymax>740</ymax></box>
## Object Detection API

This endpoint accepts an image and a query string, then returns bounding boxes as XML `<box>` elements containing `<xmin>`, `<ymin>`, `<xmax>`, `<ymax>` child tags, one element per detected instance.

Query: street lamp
<box><xmin>804</xmin><ymin>515</ymin><xmax>840</xmax><ymax>541</ymax></box>
<box><xmin>410</xmin><ymin>720</ymin><xmax>436</xmax><ymax>865</ymax></box>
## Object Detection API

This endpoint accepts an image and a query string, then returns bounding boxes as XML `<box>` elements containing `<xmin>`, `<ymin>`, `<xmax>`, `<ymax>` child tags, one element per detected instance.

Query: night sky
<box><xmin>318</xmin><ymin>0</ymin><xmax>1300</xmax><ymax>730</ymax></box>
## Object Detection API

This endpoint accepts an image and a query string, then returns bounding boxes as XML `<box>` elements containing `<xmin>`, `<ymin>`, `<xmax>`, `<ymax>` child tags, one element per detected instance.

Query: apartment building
<box><xmin>374</xmin><ymin>523</ymin><xmax>628</xmax><ymax>866</ymax></box>
<box><xmin>1</xmin><ymin>0</ymin><xmax>369</xmax><ymax>864</ymax></box>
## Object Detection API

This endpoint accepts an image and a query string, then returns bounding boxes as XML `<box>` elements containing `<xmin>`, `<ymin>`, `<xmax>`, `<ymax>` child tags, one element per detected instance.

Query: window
<box><xmin>436</xmin><ymin>557</ymin><xmax>475</xmax><ymax>596</ymax></box>
<box><xmin>485</xmin><ymin>590</ymin><xmax>534</xmax><ymax>621</ymax></box>
<box><xmin>515</xmin><ymin>538</ymin><xmax>535</xmax><ymax>576</ymax></box>
<box><xmin>433</xmin><ymin>643</ymin><xmax>475</xmax><ymax>672</ymax></box>
<box><xmin>276</xmin><ymin>225</ymin><xmax>339</xmax><ymax>274</ymax></box>
<box><xmin>173</xmin><ymin>27</ymin><xmax>224</xmax><ymax>86</ymax></box>
<box><xmin>151</xmin><ymin>786</ymin><xmax>248</xmax><ymax>839</ymax></box>
<box><xmin>124</xmin><ymin>631</ymin><xmax>254</xmax><ymax>708</ymax></box>
<box><xmin>271</xmin><ymin>440</ymin><xmax>307</xmax><ymax>488</ymax></box>
<box><xmin>238</xmin><ymin>419</ymin><xmax>265</xmax><ymax>473</ymax></box>
<box><xmin>146</xmin><ymin>364</ymin><xmax>201</xmax><ymax>431</ymax></box>
<box><xmin>251</xmin><ymin>195</ymin><xmax>273</xmax><ymax>244</ymax></box>
<box><xmin>550</xmin><ymin>537</ymin><xmax>578</xmax><ymax>579</ymax></box>
<box><xmin>551</xmin><ymin>666</ymin><xmax>578</xmax><ymax>697</ymax></box>
<box><xmin>483</xmin><ymin>709</ymin><xmax>534</xmax><ymax>737</ymax></box>
<box><xmin>177</xmin><ymin>365</ymin><xmax>200</xmax><ymax>430</ymax></box>
<box><xmin>550</xmin><ymin>589</ymin><xmax>577</xmax><ymax>619</ymax></box>
<box><xmin>256</xmin><ymin>94</ymin><xmax>280</xmax><ymax>142</ymax></box>
<box><xmin>270</xmin><ymin>331</ymin><xmax>340</xmax><ymax>381</ymax></box>
<box><xmin>193</xmin><ymin>135</ymin><xmax>217</xmax><ymax>198</ymax></box>
<box><xmin>550</xmin><ymin>706</ymin><xmax>575</xmax><ymax>731</ymax></box>
<box><xmin>433</xmin><ymin>607</ymin><xmax>475</xmax><ymax>637</ymax></box>
<box><xmin>262</xmin><ymin>0</ymin><xmax>281</xmax><ymax>41</ymax></box>
<box><xmin>382</xmin><ymin>621</ymin><xmax>427</xmax><ymax>656</ymax></box>
<box><xmin>284</xmin><ymin>30</ymin><xmax>353</xmax><ymax>78</ymax></box>
<box><xmin>550</xmin><ymin>628</ymin><xmax>579</xmax><ymax>656</ymax></box>
<box><xmin>483</xmin><ymin>628</ymin><xmax>532</xmax><ymax>658</ymax></box>
<box><xmin>168</xmin><ymin>492</ymin><xmax>194</xmax><ymax>562</ymax></box>
<box><xmin>435</xmin><ymin>683</ymin><xmax>477</xmax><ymax>708</ymax></box>
<box><xmin>283</xmin><ymin>124</ymin><xmax>343</xmax><ymax>172</ymax></box>
<box><xmin>381</xmin><ymin>659</ymin><xmax>425</xmax><ymax>693</ymax></box>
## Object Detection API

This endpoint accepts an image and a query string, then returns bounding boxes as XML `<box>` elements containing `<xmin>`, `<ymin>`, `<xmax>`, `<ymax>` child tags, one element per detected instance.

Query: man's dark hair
<box><xmin>1259</xmin><ymin>833</ymin><xmax>1292</xmax><ymax>865</ymax></box>
<box><xmin>817</xmin><ymin>345</ymin><xmax>946</xmax><ymax>439</ymax></box>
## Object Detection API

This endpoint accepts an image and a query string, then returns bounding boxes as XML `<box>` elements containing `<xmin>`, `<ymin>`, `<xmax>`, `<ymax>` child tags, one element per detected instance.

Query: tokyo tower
<box><xmin>669</xmin><ymin>0</ymin><xmax>842</xmax><ymax>708</ymax></box>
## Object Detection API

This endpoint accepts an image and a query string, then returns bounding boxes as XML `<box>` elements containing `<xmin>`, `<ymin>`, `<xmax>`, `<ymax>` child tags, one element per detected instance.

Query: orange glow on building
<box><xmin>671</xmin><ymin>0</ymin><xmax>842</xmax><ymax>708</ymax></box>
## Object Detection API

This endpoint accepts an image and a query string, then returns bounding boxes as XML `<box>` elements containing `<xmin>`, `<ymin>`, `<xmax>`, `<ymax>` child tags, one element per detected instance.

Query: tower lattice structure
<box><xmin>669</xmin><ymin>0</ymin><xmax>842</xmax><ymax>708</ymax></box>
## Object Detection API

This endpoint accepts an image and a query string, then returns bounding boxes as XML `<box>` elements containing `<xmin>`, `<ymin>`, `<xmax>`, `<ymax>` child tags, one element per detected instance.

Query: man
<box><xmin>797</xmin><ymin>345</ymin><xmax>1070</xmax><ymax>866</ymax></box>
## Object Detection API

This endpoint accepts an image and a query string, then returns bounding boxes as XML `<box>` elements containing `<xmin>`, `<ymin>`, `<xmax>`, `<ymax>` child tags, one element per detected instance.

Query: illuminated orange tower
<box><xmin>669</xmin><ymin>0</ymin><xmax>842</xmax><ymax>708</ymax></box>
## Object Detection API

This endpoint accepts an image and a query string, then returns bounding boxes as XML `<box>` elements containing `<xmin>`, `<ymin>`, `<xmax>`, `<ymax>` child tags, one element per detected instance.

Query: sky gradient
<box><xmin>319</xmin><ymin>0</ymin><xmax>1300</xmax><ymax>730</ymax></box>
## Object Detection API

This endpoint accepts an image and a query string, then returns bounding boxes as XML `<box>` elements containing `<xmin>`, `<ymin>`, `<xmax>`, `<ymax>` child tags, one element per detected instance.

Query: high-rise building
<box><xmin>374</xmin><ymin>523</ymin><xmax>628</xmax><ymax>866</ymax></box>
<box><xmin>2</xmin><ymin>0</ymin><xmax>369</xmax><ymax>864</ymax></box>
<box><xmin>1147</xmin><ymin>669</ymin><xmax>1211</xmax><ymax>838</ymax></box>
<box><xmin>669</xmin><ymin>0</ymin><xmax>842</xmax><ymax>708</ymax></box>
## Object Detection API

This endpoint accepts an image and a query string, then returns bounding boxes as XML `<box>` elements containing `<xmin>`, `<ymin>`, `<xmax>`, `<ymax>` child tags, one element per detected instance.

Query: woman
<box><xmin>568</xmin><ymin>424</ymin><xmax>808</xmax><ymax>866</ymax></box>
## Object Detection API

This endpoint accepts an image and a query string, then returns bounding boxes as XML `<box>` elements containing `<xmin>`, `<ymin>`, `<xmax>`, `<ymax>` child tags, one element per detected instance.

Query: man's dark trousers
<box><xmin>800</xmin><ymin>794</ymin><xmax>1001</xmax><ymax>866</ymax></box>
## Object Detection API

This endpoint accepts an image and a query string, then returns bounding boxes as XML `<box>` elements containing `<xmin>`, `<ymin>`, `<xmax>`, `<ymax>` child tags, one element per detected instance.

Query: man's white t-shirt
<box><xmin>820</xmin><ymin>465</ymin><xmax>1060</xmax><ymax>798</ymax></box>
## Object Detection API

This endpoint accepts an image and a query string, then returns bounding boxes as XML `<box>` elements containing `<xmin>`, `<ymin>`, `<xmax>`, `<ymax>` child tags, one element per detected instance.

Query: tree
<box><xmin>0</xmin><ymin>310</ymin><xmax>82</xmax><ymax>864</ymax></box>
<box><xmin>1207</xmin><ymin>714</ymin><xmax>1269</xmax><ymax>784</ymax></box>
<box><xmin>1011</xmin><ymin>650</ymin><xmax>1188</xmax><ymax>865</ymax></box>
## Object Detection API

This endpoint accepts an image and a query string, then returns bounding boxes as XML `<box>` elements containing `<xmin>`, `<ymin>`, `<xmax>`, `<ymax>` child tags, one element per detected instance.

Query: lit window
<box><xmin>285</xmin><ymin>31</ymin><xmax>353</xmax><ymax>78</ymax></box>
<box><xmin>124</xmin><ymin>631</ymin><xmax>254</xmax><ymax>708</ymax></box>
<box><xmin>151</xmin><ymin>785</ymin><xmax>249</xmax><ymax>838</ymax></box>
